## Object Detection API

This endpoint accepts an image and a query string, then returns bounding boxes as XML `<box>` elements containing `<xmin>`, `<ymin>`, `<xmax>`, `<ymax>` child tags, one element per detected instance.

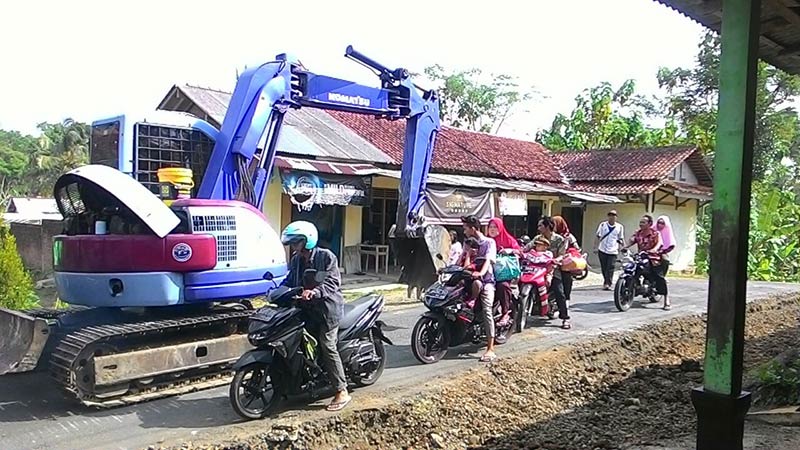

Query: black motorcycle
<box><xmin>411</xmin><ymin>261</ymin><xmax>514</xmax><ymax>364</ymax></box>
<box><xmin>229</xmin><ymin>270</ymin><xmax>392</xmax><ymax>419</ymax></box>
<box><xmin>613</xmin><ymin>249</ymin><xmax>661</xmax><ymax>311</ymax></box>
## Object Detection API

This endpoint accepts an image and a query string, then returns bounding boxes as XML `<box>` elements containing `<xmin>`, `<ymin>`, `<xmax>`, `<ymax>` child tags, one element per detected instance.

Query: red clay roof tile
<box><xmin>326</xmin><ymin>111</ymin><xmax>563</xmax><ymax>183</ymax></box>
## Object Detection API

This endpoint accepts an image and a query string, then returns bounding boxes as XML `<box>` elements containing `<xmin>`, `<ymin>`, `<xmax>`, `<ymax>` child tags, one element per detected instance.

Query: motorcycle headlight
<box><xmin>248</xmin><ymin>331</ymin><xmax>268</xmax><ymax>347</ymax></box>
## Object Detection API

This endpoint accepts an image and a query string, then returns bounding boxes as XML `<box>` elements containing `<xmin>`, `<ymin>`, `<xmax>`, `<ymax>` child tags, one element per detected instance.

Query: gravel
<box><xmin>159</xmin><ymin>292</ymin><xmax>800</xmax><ymax>450</ymax></box>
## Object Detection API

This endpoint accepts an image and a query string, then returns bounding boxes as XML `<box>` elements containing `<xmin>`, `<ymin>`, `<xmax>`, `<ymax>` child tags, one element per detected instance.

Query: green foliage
<box><xmin>537</xmin><ymin>30</ymin><xmax>800</xmax><ymax>282</ymax></box>
<box><xmin>754</xmin><ymin>356</ymin><xmax>800</xmax><ymax>406</ymax></box>
<box><xmin>423</xmin><ymin>64</ymin><xmax>537</xmax><ymax>134</ymax></box>
<box><xmin>657</xmin><ymin>31</ymin><xmax>800</xmax><ymax>180</ymax></box>
<box><xmin>0</xmin><ymin>218</ymin><xmax>39</xmax><ymax>310</ymax></box>
<box><xmin>0</xmin><ymin>118</ymin><xmax>89</xmax><ymax>202</ymax></box>
<box><xmin>536</xmin><ymin>79</ymin><xmax>678</xmax><ymax>151</ymax></box>
<box><xmin>0</xmin><ymin>130</ymin><xmax>39</xmax><ymax>205</ymax></box>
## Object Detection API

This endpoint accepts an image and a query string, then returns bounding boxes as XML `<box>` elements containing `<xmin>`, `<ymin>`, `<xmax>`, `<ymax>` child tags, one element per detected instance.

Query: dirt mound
<box><xmin>162</xmin><ymin>293</ymin><xmax>800</xmax><ymax>450</ymax></box>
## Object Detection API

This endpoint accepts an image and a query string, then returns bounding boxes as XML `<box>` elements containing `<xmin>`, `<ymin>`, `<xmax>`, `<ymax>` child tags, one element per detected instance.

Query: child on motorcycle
<box><xmin>524</xmin><ymin>236</ymin><xmax>555</xmax><ymax>316</ymax></box>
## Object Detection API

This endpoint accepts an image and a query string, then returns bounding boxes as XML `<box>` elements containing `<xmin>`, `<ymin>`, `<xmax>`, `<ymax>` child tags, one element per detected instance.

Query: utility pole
<box><xmin>690</xmin><ymin>0</ymin><xmax>760</xmax><ymax>449</ymax></box>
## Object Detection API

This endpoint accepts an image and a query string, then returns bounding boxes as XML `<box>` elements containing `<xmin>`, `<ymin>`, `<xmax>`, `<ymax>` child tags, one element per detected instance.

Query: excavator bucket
<box><xmin>390</xmin><ymin>224</ymin><xmax>451</xmax><ymax>294</ymax></box>
<box><xmin>0</xmin><ymin>308</ymin><xmax>51</xmax><ymax>374</ymax></box>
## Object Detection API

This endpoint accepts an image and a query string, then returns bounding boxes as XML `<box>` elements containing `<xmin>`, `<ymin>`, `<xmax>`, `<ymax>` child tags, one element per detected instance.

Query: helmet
<box><xmin>281</xmin><ymin>221</ymin><xmax>318</xmax><ymax>250</ymax></box>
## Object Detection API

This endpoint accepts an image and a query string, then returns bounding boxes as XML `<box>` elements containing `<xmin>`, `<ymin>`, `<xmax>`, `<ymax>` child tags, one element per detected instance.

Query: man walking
<box><xmin>593</xmin><ymin>210</ymin><xmax>625</xmax><ymax>290</ymax></box>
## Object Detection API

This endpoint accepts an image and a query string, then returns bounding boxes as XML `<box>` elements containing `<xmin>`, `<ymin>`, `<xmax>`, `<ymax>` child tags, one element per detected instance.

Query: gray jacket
<box><xmin>281</xmin><ymin>247</ymin><xmax>343</xmax><ymax>330</ymax></box>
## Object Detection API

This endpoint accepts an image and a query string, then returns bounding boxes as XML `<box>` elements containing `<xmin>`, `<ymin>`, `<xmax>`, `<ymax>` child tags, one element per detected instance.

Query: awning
<box><xmin>275</xmin><ymin>156</ymin><xmax>380</xmax><ymax>176</ymax></box>
<box><xmin>374</xmin><ymin>169</ymin><xmax>623</xmax><ymax>203</ymax></box>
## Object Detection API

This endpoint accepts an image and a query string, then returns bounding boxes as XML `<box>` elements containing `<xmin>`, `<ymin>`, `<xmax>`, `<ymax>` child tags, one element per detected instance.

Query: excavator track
<box><xmin>47</xmin><ymin>309</ymin><xmax>255</xmax><ymax>408</ymax></box>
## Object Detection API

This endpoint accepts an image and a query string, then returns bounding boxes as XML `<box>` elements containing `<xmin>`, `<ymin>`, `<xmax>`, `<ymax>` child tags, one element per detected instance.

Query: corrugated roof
<box><xmin>569</xmin><ymin>180</ymin><xmax>664</xmax><ymax>195</ymax></box>
<box><xmin>274</xmin><ymin>156</ymin><xmax>380</xmax><ymax>175</ymax></box>
<box><xmin>654</xmin><ymin>0</ymin><xmax>800</xmax><ymax>76</ymax></box>
<box><xmin>375</xmin><ymin>169</ymin><xmax>622</xmax><ymax>203</ymax></box>
<box><xmin>159</xmin><ymin>85</ymin><xmax>392</xmax><ymax>163</ymax></box>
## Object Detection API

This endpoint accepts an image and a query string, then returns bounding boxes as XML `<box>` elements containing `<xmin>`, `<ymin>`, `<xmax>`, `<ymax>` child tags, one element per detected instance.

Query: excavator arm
<box><xmin>196</xmin><ymin>47</ymin><xmax>446</xmax><ymax>281</ymax></box>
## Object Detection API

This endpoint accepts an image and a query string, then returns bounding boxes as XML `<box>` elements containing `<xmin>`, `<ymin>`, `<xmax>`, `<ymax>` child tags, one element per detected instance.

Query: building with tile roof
<box><xmin>156</xmin><ymin>84</ymin><xmax>711</xmax><ymax>271</ymax></box>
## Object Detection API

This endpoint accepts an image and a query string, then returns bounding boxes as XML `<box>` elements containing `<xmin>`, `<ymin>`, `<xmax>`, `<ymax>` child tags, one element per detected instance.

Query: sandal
<box><xmin>663</xmin><ymin>303</ymin><xmax>672</xmax><ymax>311</ymax></box>
<box><xmin>479</xmin><ymin>353</ymin><xmax>497</xmax><ymax>363</ymax></box>
<box><xmin>497</xmin><ymin>313</ymin><xmax>511</xmax><ymax>327</ymax></box>
<box><xmin>561</xmin><ymin>320</ymin><xmax>572</xmax><ymax>330</ymax></box>
<box><xmin>326</xmin><ymin>396</ymin><xmax>352</xmax><ymax>412</ymax></box>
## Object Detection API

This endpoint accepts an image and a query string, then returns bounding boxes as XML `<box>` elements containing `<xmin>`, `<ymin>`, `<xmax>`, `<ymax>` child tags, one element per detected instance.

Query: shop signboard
<box><xmin>423</xmin><ymin>186</ymin><xmax>495</xmax><ymax>225</ymax></box>
<box><xmin>281</xmin><ymin>170</ymin><xmax>371</xmax><ymax>211</ymax></box>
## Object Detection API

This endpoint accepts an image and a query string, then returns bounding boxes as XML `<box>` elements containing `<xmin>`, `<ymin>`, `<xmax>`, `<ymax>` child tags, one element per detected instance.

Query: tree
<box><xmin>657</xmin><ymin>31</ymin><xmax>800</xmax><ymax>181</ymax></box>
<box><xmin>0</xmin><ymin>130</ymin><xmax>38</xmax><ymax>205</ymax></box>
<box><xmin>536</xmin><ymin>79</ymin><xmax>679</xmax><ymax>151</ymax></box>
<box><xmin>423</xmin><ymin>64</ymin><xmax>538</xmax><ymax>134</ymax></box>
<box><xmin>537</xmin><ymin>30</ymin><xmax>800</xmax><ymax>282</ymax></box>
<box><xmin>0</xmin><ymin>218</ymin><xmax>38</xmax><ymax>310</ymax></box>
<box><xmin>25</xmin><ymin>118</ymin><xmax>90</xmax><ymax>197</ymax></box>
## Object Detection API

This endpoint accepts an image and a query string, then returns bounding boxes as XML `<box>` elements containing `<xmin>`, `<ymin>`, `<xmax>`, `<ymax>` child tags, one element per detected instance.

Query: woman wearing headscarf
<box><xmin>624</xmin><ymin>214</ymin><xmax>669</xmax><ymax>310</ymax></box>
<box><xmin>653</xmin><ymin>215</ymin><xmax>676</xmax><ymax>310</ymax></box>
<box><xmin>486</xmin><ymin>217</ymin><xmax>520</xmax><ymax>326</ymax></box>
<box><xmin>552</xmin><ymin>216</ymin><xmax>579</xmax><ymax>304</ymax></box>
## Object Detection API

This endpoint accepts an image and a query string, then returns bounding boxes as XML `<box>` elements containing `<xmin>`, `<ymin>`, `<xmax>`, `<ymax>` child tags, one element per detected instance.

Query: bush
<box><xmin>0</xmin><ymin>218</ymin><xmax>39</xmax><ymax>310</ymax></box>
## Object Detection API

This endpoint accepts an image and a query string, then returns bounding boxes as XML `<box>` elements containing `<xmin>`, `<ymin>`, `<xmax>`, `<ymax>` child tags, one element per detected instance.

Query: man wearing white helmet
<box><xmin>280</xmin><ymin>220</ymin><xmax>351</xmax><ymax>412</ymax></box>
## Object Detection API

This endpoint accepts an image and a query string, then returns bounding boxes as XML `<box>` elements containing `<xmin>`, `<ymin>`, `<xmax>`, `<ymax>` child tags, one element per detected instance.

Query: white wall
<box><xmin>667</xmin><ymin>162</ymin><xmax>699</xmax><ymax>185</ymax></box>
<box><xmin>582</xmin><ymin>199</ymin><xmax>698</xmax><ymax>272</ymax></box>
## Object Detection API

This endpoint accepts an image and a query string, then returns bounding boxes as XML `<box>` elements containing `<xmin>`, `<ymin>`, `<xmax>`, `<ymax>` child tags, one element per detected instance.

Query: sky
<box><xmin>0</xmin><ymin>0</ymin><xmax>706</xmax><ymax>140</ymax></box>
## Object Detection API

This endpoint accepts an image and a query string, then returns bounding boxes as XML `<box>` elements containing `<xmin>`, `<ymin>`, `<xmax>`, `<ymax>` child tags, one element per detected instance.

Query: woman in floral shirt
<box><xmin>624</xmin><ymin>214</ymin><xmax>670</xmax><ymax>310</ymax></box>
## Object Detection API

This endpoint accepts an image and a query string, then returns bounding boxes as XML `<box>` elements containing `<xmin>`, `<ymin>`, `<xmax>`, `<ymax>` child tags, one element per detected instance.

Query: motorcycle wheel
<box><xmin>515</xmin><ymin>294</ymin><xmax>529</xmax><ymax>333</ymax></box>
<box><xmin>573</xmin><ymin>268</ymin><xmax>589</xmax><ymax>281</ymax></box>
<box><xmin>352</xmin><ymin>335</ymin><xmax>386</xmax><ymax>387</ymax></box>
<box><xmin>229</xmin><ymin>362</ymin><xmax>280</xmax><ymax>420</ymax></box>
<box><xmin>614</xmin><ymin>278</ymin><xmax>634</xmax><ymax>312</ymax></box>
<box><xmin>411</xmin><ymin>316</ymin><xmax>449</xmax><ymax>364</ymax></box>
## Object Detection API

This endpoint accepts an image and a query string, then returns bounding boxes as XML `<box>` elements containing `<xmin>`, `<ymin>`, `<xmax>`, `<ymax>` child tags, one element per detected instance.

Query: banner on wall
<box><xmin>498</xmin><ymin>191</ymin><xmax>527</xmax><ymax>216</ymax></box>
<box><xmin>423</xmin><ymin>186</ymin><xmax>495</xmax><ymax>225</ymax></box>
<box><xmin>280</xmin><ymin>170</ymin><xmax>371</xmax><ymax>212</ymax></box>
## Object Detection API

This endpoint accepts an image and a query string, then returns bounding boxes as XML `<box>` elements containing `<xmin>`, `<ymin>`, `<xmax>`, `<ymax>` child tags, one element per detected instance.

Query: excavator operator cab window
<box><xmin>90</xmin><ymin>120</ymin><xmax>121</xmax><ymax>169</ymax></box>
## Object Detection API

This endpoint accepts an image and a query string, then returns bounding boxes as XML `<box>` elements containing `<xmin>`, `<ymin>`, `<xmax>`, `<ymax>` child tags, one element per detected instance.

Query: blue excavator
<box><xmin>0</xmin><ymin>47</ymin><xmax>446</xmax><ymax>407</ymax></box>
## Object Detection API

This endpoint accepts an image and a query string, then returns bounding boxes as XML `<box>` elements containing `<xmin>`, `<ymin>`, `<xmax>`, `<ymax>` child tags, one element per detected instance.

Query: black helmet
<box><xmin>518</xmin><ymin>235</ymin><xmax>531</xmax><ymax>246</ymax></box>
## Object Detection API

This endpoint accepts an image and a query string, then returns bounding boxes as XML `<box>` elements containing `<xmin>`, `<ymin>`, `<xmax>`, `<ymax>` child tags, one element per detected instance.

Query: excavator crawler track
<box><xmin>47</xmin><ymin>309</ymin><xmax>255</xmax><ymax>408</ymax></box>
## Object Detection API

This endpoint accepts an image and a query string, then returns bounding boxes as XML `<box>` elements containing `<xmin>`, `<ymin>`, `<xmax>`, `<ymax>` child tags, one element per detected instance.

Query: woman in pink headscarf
<box><xmin>653</xmin><ymin>215</ymin><xmax>676</xmax><ymax>310</ymax></box>
<box><xmin>486</xmin><ymin>217</ymin><xmax>519</xmax><ymax>326</ymax></box>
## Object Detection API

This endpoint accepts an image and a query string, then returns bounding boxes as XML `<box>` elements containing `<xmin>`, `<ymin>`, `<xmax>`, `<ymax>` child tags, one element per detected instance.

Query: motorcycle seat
<box><xmin>339</xmin><ymin>293</ymin><xmax>382</xmax><ymax>331</ymax></box>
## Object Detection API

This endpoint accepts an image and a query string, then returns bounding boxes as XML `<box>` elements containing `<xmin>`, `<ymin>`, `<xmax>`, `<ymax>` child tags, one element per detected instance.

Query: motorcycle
<box><xmin>613</xmin><ymin>249</ymin><xmax>661</xmax><ymax>312</ymax></box>
<box><xmin>229</xmin><ymin>270</ymin><xmax>392</xmax><ymax>420</ymax></box>
<box><xmin>411</xmin><ymin>259</ymin><xmax>515</xmax><ymax>364</ymax></box>
<box><xmin>515</xmin><ymin>250</ymin><xmax>557</xmax><ymax>332</ymax></box>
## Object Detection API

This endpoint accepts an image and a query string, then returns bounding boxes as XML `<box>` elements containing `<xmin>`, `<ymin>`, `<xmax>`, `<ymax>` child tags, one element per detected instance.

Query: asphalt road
<box><xmin>1</xmin><ymin>279</ymin><xmax>797</xmax><ymax>450</ymax></box>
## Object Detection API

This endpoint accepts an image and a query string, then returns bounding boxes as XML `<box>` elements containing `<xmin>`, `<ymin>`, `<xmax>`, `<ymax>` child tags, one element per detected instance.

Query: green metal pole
<box><xmin>690</xmin><ymin>0</ymin><xmax>759</xmax><ymax>448</ymax></box>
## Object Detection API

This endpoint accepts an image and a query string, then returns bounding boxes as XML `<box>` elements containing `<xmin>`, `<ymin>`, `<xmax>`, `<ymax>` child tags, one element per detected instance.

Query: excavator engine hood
<box><xmin>0</xmin><ymin>309</ymin><xmax>51</xmax><ymax>374</ymax></box>
<box><xmin>53</xmin><ymin>164</ymin><xmax>180</xmax><ymax>238</ymax></box>
<box><xmin>389</xmin><ymin>224</ymin><xmax>450</xmax><ymax>290</ymax></box>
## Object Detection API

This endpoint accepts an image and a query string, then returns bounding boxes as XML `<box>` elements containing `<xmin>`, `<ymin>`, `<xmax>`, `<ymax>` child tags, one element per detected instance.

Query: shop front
<box><xmin>280</xmin><ymin>167</ymin><xmax>372</xmax><ymax>259</ymax></box>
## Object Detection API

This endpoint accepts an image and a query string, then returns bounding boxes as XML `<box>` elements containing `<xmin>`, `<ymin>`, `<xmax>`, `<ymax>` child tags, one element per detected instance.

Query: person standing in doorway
<box><xmin>594</xmin><ymin>210</ymin><xmax>625</xmax><ymax>290</ymax></box>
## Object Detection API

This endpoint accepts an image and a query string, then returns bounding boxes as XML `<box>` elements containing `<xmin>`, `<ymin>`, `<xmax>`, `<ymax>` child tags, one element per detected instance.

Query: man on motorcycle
<box><xmin>280</xmin><ymin>220</ymin><xmax>351</xmax><ymax>412</ymax></box>
<box><xmin>460</xmin><ymin>215</ymin><xmax>498</xmax><ymax>362</ymax></box>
